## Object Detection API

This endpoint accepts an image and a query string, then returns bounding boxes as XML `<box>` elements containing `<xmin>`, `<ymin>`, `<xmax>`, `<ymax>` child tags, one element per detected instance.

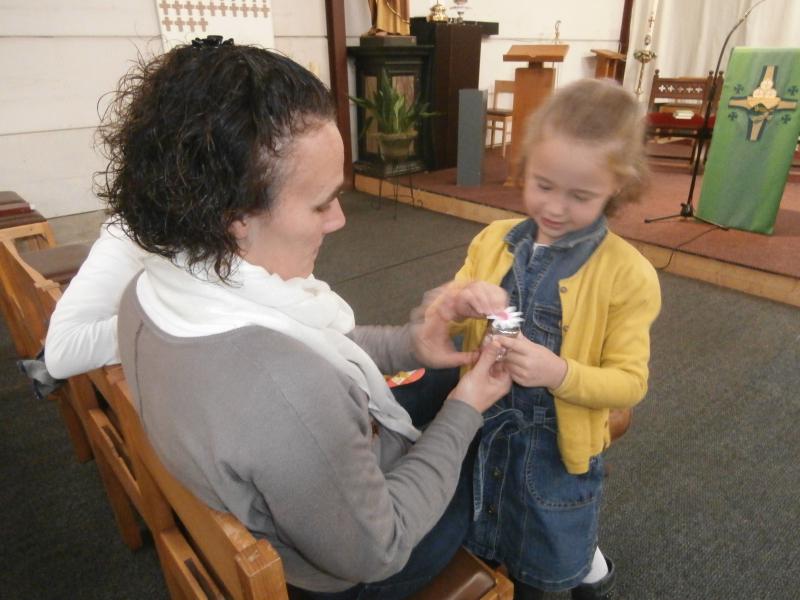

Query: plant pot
<box><xmin>376</xmin><ymin>131</ymin><xmax>417</xmax><ymax>161</ymax></box>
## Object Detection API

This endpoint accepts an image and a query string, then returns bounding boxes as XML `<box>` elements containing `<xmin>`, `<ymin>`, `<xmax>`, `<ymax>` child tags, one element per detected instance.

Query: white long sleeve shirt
<box><xmin>44</xmin><ymin>221</ymin><xmax>147</xmax><ymax>379</ymax></box>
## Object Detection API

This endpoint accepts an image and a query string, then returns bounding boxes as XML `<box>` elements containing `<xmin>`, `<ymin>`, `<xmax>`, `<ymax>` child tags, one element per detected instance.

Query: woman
<box><xmin>105</xmin><ymin>37</ymin><xmax>511</xmax><ymax>599</ymax></box>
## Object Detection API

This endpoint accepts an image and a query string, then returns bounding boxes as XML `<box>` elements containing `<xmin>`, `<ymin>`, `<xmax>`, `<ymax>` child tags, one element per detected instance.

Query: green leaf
<box><xmin>350</xmin><ymin>68</ymin><xmax>438</xmax><ymax>138</ymax></box>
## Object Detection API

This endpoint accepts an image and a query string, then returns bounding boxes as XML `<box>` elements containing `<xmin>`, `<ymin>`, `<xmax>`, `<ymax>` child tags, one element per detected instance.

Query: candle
<box><xmin>644</xmin><ymin>0</ymin><xmax>660</xmax><ymax>50</ymax></box>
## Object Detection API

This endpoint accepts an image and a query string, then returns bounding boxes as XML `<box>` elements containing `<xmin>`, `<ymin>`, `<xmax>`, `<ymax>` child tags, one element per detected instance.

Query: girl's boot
<box><xmin>570</xmin><ymin>557</ymin><xmax>616</xmax><ymax>600</ymax></box>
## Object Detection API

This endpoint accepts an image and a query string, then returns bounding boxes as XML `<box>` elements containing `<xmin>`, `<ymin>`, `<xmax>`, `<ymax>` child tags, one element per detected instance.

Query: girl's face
<box><xmin>522</xmin><ymin>134</ymin><xmax>619</xmax><ymax>245</ymax></box>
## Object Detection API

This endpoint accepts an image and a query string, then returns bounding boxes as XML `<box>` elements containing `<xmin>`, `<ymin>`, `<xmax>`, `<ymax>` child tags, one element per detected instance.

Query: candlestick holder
<box><xmin>633</xmin><ymin>47</ymin><xmax>657</xmax><ymax>100</ymax></box>
<box><xmin>428</xmin><ymin>2</ymin><xmax>448</xmax><ymax>22</ymax></box>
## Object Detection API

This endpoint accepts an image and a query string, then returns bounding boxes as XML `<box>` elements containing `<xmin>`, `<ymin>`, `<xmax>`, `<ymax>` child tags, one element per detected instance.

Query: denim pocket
<box><xmin>529</xmin><ymin>304</ymin><xmax>563</xmax><ymax>351</ymax></box>
<box><xmin>524</xmin><ymin>426</ymin><xmax>603</xmax><ymax>509</ymax></box>
<box><xmin>531</xmin><ymin>304</ymin><xmax>561</xmax><ymax>334</ymax></box>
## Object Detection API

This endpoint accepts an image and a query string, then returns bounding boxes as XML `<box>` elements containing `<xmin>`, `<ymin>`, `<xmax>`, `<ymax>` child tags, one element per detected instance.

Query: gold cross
<box><xmin>728</xmin><ymin>65</ymin><xmax>798</xmax><ymax>141</ymax></box>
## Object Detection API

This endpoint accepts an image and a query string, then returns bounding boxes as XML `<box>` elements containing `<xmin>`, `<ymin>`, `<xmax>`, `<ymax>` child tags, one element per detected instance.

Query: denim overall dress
<box><xmin>465</xmin><ymin>217</ymin><xmax>608</xmax><ymax>592</ymax></box>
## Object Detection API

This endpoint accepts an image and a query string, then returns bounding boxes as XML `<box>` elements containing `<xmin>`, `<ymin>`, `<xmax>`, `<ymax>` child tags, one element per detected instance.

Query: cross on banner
<box><xmin>727</xmin><ymin>65</ymin><xmax>799</xmax><ymax>141</ymax></box>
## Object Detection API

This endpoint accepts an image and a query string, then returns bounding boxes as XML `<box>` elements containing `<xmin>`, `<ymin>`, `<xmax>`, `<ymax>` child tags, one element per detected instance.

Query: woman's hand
<box><xmin>448</xmin><ymin>341</ymin><xmax>512</xmax><ymax>413</ymax></box>
<box><xmin>493</xmin><ymin>335</ymin><xmax>568</xmax><ymax>390</ymax></box>
<box><xmin>410</xmin><ymin>281</ymin><xmax>508</xmax><ymax>368</ymax></box>
<box><xmin>446</xmin><ymin>281</ymin><xmax>508</xmax><ymax>321</ymax></box>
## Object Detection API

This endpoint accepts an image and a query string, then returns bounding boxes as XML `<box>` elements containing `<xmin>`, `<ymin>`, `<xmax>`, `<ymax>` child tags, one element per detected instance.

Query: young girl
<box><xmin>450</xmin><ymin>79</ymin><xmax>662</xmax><ymax>599</ymax></box>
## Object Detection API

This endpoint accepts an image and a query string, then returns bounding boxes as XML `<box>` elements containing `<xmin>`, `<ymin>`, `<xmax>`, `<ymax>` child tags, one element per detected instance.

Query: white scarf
<box><xmin>136</xmin><ymin>253</ymin><xmax>420</xmax><ymax>441</ymax></box>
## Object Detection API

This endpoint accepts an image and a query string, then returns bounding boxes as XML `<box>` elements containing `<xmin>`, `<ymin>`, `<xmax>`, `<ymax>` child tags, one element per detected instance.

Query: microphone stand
<box><xmin>644</xmin><ymin>0</ymin><xmax>770</xmax><ymax>224</ymax></box>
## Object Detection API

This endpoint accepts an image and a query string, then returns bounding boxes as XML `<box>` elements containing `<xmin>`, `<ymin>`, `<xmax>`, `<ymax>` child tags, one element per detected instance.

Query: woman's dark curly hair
<box><xmin>97</xmin><ymin>41</ymin><xmax>335</xmax><ymax>280</ymax></box>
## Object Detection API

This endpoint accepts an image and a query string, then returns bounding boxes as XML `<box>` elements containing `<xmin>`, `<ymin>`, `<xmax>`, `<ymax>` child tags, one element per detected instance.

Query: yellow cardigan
<box><xmin>453</xmin><ymin>219</ymin><xmax>662</xmax><ymax>474</ymax></box>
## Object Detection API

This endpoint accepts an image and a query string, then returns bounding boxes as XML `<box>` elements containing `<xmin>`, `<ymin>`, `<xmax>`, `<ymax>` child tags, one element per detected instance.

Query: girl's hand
<box><xmin>448</xmin><ymin>341</ymin><xmax>512</xmax><ymax>413</ymax></box>
<box><xmin>449</xmin><ymin>281</ymin><xmax>508</xmax><ymax>321</ymax></box>
<box><xmin>493</xmin><ymin>335</ymin><xmax>568</xmax><ymax>390</ymax></box>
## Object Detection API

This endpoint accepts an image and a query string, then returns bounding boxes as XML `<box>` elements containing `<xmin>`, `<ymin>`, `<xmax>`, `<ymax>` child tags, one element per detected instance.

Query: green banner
<box><xmin>696</xmin><ymin>47</ymin><xmax>800</xmax><ymax>234</ymax></box>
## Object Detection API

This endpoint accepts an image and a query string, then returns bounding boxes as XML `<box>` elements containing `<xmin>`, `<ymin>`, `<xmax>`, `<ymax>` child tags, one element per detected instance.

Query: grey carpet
<box><xmin>1</xmin><ymin>191</ymin><xmax>798</xmax><ymax>599</ymax></box>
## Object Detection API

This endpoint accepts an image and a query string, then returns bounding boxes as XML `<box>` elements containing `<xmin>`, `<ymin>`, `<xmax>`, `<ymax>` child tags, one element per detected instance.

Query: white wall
<box><xmin>406</xmin><ymin>0</ymin><xmax>625</xmax><ymax>98</ymax></box>
<box><xmin>0</xmin><ymin>1</ymin><xmax>162</xmax><ymax>217</ymax></box>
<box><xmin>271</xmin><ymin>0</ymin><xmax>371</xmax><ymax>161</ymax></box>
<box><xmin>624</xmin><ymin>0</ymin><xmax>800</xmax><ymax>101</ymax></box>
<box><xmin>0</xmin><ymin>0</ymin><xmax>628</xmax><ymax>217</ymax></box>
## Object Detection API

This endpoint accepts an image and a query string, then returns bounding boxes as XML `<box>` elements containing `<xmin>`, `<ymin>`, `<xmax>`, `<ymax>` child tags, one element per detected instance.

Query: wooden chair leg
<box><xmin>0</xmin><ymin>292</ymin><xmax>31</xmax><ymax>357</ymax></box>
<box><xmin>91</xmin><ymin>442</ymin><xmax>144</xmax><ymax>550</ymax></box>
<box><xmin>158</xmin><ymin>547</ymin><xmax>193</xmax><ymax>600</ymax></box>
<box><xmin>51</xmin><ymin>388</ymin><xmax>93</xmax><ymax>463</ymax></box>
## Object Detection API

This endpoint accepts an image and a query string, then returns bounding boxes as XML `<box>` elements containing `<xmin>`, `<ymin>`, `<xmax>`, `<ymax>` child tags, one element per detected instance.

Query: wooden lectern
<box><xmin>503</xmin><ymin>44</ymin><xmax>569</xmax><ymax>180</ymax></box>
<box><xmin>591</xmin><ymin>49</ymin><xmax>626</xmax><ymax>83</ymax></box>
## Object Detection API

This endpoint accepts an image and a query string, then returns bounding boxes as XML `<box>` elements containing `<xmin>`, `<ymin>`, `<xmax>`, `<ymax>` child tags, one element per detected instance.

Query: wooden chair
<box><xmin>485</xmin><ymin>80</ymin><xmax>515</xmax><ymax>158</ymax></box>
<box><xmin>111</xmin><ymin>375</ymin><xmax>290</xmax><ymax>599</ymax></box>
<box><xmin>0</xmin><ymin>229</ymin><xmax>94</xmax><ymax>465</ymax></box>
<box><xmin>0</xmin><ymin>230</ymin><xmax>144</xmax><ymax>549</ymax></box>
<box><xmin>111</xmin><ymin>374</ymin><xmax>512</xmax><ymax>599</ymax></box>
<box><xmin>645</xmin><ymin>70</ymin><xmax>722</xmax><ymax>166</ymax></box>
<box><xmin>0</xmin><ymin>222</ymin><xmax>59</xmax><ymax>357</ymax></box>
<box><xmin>0</xmin><ymin>221</ymin><xmax>90</xmax><ymax>356</ymax></box>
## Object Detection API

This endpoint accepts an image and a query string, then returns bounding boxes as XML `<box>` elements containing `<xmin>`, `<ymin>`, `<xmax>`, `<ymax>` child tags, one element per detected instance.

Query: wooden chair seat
<box><xmin>487</xmin><ymin>107</ymin><xmax>512</xmax><ymax>118</ymax></box>
<box><xmin>20</xmin><ymin>242</ymin><xmax>91</xmax><ymax>286</ymax></box>
<box><xmin>411</xmin><ymin>548</ymin><xmax>510</xmax><ymax>599</ymax></box>
<box><xmin>0</xmin><ymin>190</ymin><xmax>27</xmax><ymax>204</ymax></box>
<box><xmin>0</xmin><ymin>191</ymin><xmax>46</xmax><ymax>229</ymax></box>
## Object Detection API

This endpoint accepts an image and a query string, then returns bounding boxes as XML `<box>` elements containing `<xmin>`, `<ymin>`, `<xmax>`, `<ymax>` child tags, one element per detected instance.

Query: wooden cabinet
<box><xmin>411</xmin><ymin>20</ymin><xmax>484</xmax><ymax>170</ymax></box>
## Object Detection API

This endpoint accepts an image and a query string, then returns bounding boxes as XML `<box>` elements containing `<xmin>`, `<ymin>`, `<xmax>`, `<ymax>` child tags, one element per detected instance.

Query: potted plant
<box><xmin>350</xmin><ymin>69</ymin><xmax>437</xmax><ymax>162</ymax></box>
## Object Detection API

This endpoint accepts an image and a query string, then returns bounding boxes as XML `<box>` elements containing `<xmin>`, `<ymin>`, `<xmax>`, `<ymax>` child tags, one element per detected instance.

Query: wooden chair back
<box><xmin>647</xmin><ymin>70</ymin><xmax>711</xmax><ymax>113</ymax></box>
<box><xmin>0</xmin><ymin>222</ymin><xmax>59</xmax><ymax>357</ymax></box>
<box><xmin>645</xmin><ymin>70</ymin><xmax>722</xmax><ymax>166</ymax></box>
<box><xmin>486</xmin><ymin>80</ymin><xmax>515</xmax><ymax>157</ymax></box>
<box><xmin>490</xmin><ymin>80</ymin><xmax>515</xmax><ymax>110</ymax></box>
<box><xmin>110</xmin><ymin>376</ymin><xmax>289</xmax><ymax>600</ymax></box>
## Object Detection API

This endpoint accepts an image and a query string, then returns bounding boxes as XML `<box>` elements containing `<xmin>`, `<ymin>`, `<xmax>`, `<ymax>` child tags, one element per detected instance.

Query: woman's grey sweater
<box><xmin>117</xmin><ymin>283</ymin><xmax>481</xmax><ymax>592</ymax></box>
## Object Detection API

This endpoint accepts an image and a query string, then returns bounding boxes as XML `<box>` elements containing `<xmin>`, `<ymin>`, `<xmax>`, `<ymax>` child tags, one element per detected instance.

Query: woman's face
<box><xmin>231</xmin><ymin>121</ymin><xmax>346</xmax><ymax>279</ymax></box>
